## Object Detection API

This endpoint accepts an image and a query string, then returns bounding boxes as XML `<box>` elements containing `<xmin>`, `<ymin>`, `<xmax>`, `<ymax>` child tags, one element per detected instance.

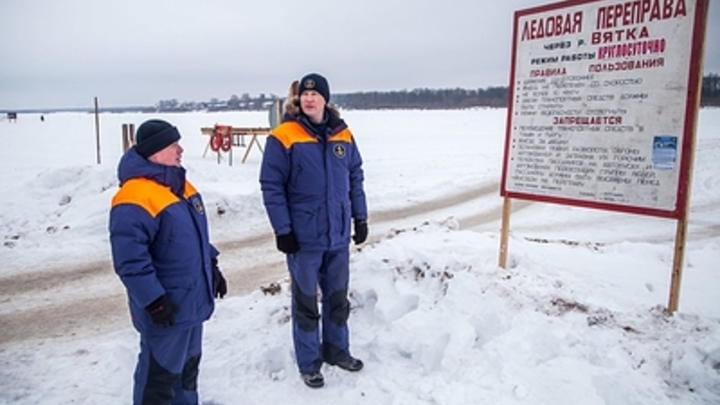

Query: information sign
<box><xmin>501</xmin><ymin>0</ymin><xmax>706</xmax><ymax>218</ymax></box>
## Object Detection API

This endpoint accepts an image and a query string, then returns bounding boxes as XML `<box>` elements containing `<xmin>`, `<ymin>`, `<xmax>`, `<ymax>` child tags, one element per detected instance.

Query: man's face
<box><xmin>300</xmin><ymin>90</ymin><xmax>326</xmax><ymax>123</ymax></box>
<box><xmin>149</xmin><ymin>141</ymin><xmax>183</xmax><ymax>167</ymax></box>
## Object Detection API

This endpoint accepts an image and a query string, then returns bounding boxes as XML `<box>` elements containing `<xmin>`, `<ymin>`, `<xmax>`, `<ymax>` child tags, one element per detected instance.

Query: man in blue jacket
<box><xmin>109</xmin><ymin>119</ymin><xmax>227</xmax><ymax>404</ymax></box>
<box><xmin>260</xmin><ymin>73</ymin><xmax>369</xmax><ymax>388</ymax></box>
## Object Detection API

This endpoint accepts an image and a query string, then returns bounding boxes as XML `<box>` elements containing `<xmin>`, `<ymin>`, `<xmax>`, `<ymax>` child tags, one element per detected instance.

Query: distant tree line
<box><xmin>2</xmin><ymin>73</ymin><xmax>718</xmax><ymax>115</ymax></box>
<box><xmin>153</xmin><ymin>87</ymin><xmax>510</xmax><ymax>112</ymax></box>
<box><xmin>150</xmin><ymin>73</ymin><xmax>720</xmax><ymax>112</ymax></box>
<box><xmin>155</xmin><ymin>93</ymin><xmax>278</xmax><ymax>112</ymax></box>
<box><xmin>333</xmin><ymin>87</ymin><xmax>509</xmax><ymax>109</ymax></box>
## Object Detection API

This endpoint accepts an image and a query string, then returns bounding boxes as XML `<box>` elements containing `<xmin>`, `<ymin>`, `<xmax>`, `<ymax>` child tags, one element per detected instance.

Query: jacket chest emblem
<box><xmin>190</xmin><ymin>196</ymin><xmax>205</xmax><ymax>215</ymax></box>
<box><xmin>333</xmin><ymin>144</ymin><xmax>346</xmax><ymax>159</ymax></box>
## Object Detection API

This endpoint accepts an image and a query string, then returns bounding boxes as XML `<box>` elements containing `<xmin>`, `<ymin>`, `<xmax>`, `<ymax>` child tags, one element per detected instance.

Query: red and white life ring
<box><xmin>211</xmin><ymin>124</ymin><xmax>233</xmax><ymax>152</ymax></box>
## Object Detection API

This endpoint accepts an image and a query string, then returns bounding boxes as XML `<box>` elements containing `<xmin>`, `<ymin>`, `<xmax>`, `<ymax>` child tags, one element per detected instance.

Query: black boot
<box><xmin>328</xmin><ymin>356</ymin><xmax>364</xmax><ymax>372</ymax></box>
<box><xmin>301</xmin><ymin>371</ymin><xmax>325</xmax><ymax>388</ymax></box>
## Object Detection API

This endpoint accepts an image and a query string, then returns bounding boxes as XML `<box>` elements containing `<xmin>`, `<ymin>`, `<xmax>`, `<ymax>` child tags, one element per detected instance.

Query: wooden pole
<box><xmin>668</xmin><ymin>215</ymin><xmax>689</xmax><ymax>313</ymax></box>
<box><xmin>122</xmin><ymin>123</ymin><xmax>136</xmax><ymax>152</ymax></box>
<box><xmin>122</xmin><ymin>124</ymin><xmax>129</xmax><ymax>152</ymax></box>
<box><xmin>228</xmin><ymin>126</ymin><xmax>233</xmax><ymax>166</ymax></box>
<box><xmin>94</xmin><ymin>97</ymin><xmax>101</xmax><ymax>164</ymax></box>
<box><xmin>667</xmin><ymin>0</ymin><xmax>708</xmax><ymax>314</ymax></box>
<box><xmin>498</xmin><ymin>197</ymin><xmax>512</xmax><ymax>269</ymax></box>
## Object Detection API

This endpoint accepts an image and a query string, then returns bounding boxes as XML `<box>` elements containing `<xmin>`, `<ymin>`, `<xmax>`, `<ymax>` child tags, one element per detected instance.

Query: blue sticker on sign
<box><xmin>652</xmin><ymin>136</ymin><xmax>677</xmax><ymax>170</ymax></box>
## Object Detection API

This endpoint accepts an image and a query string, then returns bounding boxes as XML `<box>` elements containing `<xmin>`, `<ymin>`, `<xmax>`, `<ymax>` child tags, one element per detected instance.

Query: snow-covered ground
<box><xmin>0</xmin><ymin>109</ymin><xmax>718</xmax><ymax>404</ymax></box>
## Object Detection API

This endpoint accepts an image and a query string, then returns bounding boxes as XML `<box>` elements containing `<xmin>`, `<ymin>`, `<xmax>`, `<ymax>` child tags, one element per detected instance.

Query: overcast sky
<box><xmin>1</xmin><ymin>0</ymin><xmax>718</xmax><ymax>109</ymax></box>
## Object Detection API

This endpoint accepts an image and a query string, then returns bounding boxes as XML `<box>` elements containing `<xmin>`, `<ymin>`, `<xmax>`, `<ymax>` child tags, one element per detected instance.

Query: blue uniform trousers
<box><xmin>133</xmin><ymin>324</ymin><xmax>203</xmax><ymax>405</ymax></box>
<box><xmin>288</xmin><ymin>248</ymin><xmax>352</xmax><ymax>373</ymax></box>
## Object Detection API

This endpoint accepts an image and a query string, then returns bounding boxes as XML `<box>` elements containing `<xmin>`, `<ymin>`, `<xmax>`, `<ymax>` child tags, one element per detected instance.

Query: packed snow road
<box><xmin>0</xmin><ymin>182</ymin><xmax>526</xmax><ymax>346</ymax></box>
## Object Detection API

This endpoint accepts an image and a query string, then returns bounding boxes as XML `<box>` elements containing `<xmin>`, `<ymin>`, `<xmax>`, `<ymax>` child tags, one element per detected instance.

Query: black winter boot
<box><xmin>328</xmin><ymin>356</ymin><xmax>364</xmax><ymax>372</ymax></box>
<box><xmin>301</xmin><ymin>371</ymin><xmax>325</xmax><ymax>388</ymax></box>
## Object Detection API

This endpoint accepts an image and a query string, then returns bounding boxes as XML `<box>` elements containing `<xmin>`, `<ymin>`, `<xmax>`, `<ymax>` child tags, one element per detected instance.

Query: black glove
<box><xmin>211</xmin><ymin>257</ymin><xmax>227</xmax><ymax>299</ymax></box>
<box><xmin>145</xmin><ymin>295</ymin><xmax>179</xmax><ymax>327</ymax></box>
<box><xmin>276</xmin><ymin>232</ymin><xmax>300</xmax><ymax>254</ymax></box>
<box><xmin>352</xmin><ymin>219</ymin><xmax>368</xmax><ymax>245</ymax></box>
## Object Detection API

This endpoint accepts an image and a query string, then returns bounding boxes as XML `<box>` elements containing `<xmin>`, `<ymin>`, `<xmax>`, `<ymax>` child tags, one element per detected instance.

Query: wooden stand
<box><xmin>200</xmin><ymin>126</ymin><xmax>270</xmax><ymax>164</ymax></box>
<box><xmin>122</xmin><ymin>123</ymin><xmax>136</xmax><ymax>152</ymax></box>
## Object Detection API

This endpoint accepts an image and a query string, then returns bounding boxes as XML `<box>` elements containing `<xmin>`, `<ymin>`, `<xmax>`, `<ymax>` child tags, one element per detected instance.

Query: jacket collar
<box><xmin>118</xmin><ymin>148</ymin><xmax>187</xmax><ymax>197</ymax></box>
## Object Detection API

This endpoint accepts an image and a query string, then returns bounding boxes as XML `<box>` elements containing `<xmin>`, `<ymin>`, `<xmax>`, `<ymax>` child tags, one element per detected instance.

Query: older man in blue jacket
<box><xmin>109</xmin><ymin>119</ymin><xmax>227</xmax><ymax>404</ymax></box>
<box><xmin>260</xmin><ymin>73</ymin><xmax>369</xmax><ymax>388</ymax></box>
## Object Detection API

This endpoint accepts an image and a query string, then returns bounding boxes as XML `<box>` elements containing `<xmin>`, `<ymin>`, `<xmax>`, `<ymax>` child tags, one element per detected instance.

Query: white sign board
<box><xmin>501</xmin><ymin>0</ymin><xmax>706</xmax><ymax>218</ymax></box>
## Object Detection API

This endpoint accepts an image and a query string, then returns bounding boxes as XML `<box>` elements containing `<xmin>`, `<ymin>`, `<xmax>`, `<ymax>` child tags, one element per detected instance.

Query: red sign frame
<box><xmin>500</xmin><ymin>0</ymin><xmax>708</xmax><ymax>219</ymax></box>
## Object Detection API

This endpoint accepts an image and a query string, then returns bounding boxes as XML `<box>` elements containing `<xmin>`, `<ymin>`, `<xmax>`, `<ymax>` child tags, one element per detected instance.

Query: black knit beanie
<box><xmin>298</xmin><ymin>73</ymin><xmax>330</xmax><ymax>102</ymax></box>
<box><xmin>134</xmin><ymin>119</ymin><xmax>181</xmax><ymax>158</ymax></box>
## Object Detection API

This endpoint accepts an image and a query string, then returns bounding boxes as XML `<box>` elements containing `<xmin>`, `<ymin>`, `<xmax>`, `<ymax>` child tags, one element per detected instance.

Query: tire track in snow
<box><xmin>0</xmin><ymin>182</ymin><xmax>506</xmax><ymax>345</ymax></box>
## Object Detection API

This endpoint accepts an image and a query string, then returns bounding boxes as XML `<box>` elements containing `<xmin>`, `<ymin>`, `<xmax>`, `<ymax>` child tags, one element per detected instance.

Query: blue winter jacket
<box><xmin>259</xmin><ymin>110</ymin><xmax>367</xmax><ymax>251</ymax></box>
<box><xmin>109</xmin><ymin>148</ymin><xmax>218</xmax><ymax>334</ymax></box>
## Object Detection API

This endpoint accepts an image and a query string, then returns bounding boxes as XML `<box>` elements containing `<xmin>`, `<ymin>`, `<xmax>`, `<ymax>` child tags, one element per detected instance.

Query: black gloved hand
<box><xmin>352</xmin><ymin>219</ymin><xmax>368</xmax><ymax>245</ymax></box>
<box><xmin>276</xmin><ymin>232</ymin><xmax>300</xmax><ymax>254</ymax></box>
<box><xmin>211</xmin><ymin>257</ymin><xmax>227</xmax><ymax>299</ymax></box>
<box><xmin>145</xmin><ymin>295</ymin><xmax>179</xmax><ymax>327</ymax></box>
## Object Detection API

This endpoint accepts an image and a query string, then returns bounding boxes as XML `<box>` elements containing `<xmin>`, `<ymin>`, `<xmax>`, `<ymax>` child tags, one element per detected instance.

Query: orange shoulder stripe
<box><xmin>184</xmin><ymin>180</ymin><xmax>198</xmax><ymax>199</ymax></box>
<box><xmin>329</xmin><ymin>128</ymin><xmax>353</xmax><ymax>143</ymax></box>
<box><xmin>111</xmin><ymin>178</ymin><xmax>179</xmax><ymax>218</ymax></box>
<box><xmin>270</xmin><ymin>122</ymin><xmax>318</xmax><ymax>149</ymax></box>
